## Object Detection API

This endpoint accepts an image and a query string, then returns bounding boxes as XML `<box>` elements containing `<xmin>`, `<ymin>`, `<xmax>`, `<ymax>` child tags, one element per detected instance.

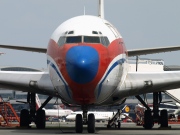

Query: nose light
<box><xmin>66</xmin><ymin>46</ymin><xmax>99</xmax><ymax>84</ymax></box>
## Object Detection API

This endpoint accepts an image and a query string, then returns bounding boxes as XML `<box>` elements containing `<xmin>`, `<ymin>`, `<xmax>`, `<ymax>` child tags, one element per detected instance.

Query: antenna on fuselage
<box><xmin>84</xmin><ymin>6</ymin><xmax>86</xmax><ymax>15</ymax></box>
<box><xmin>98</xmin><ymin>0</ymin><xmax>104</xmax><ymax>19</ymax></box>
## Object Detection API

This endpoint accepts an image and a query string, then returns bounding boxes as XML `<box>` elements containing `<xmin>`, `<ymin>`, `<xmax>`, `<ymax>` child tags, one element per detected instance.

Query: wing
<box><xmin>118</xmin><ymin>71</ymin><xmax>180</xmax><ymax>98</ymax></box>
<box><xmin>1</xmin><ymin>44</ymin><xmax>180</xmax><ymax>56</ymax></box>
<box><xmin>0</xmin><ymin>71</ymin><xmax>55</xmax><ymax>96</ymax></box>
<box><xmin>127</xmin><ymin>45</ymin><xmax>180</xmax><ymax>57</ymax></box>
<box><xmin>0</xmin><ymin>44</ymin><xmax>47</xmax><ymax>53</ymax></box>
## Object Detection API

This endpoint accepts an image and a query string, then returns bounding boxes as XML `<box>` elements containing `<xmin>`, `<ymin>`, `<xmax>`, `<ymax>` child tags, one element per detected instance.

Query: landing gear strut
<box><xmin>20</xmin><ymin>92</ymin><xmax>36</xmax><ymax>128</ymax></box>
<box><xmin>153</xmin><ymin>92</ymin><xmax>168</xmax><ymax>128</ymax></box>
<box><xmin>20</xmin><ymin>92</ymin><xmax>52</xmax><ymax>129</ymax></box>
<box><xmin>136</xmin><ymin>92</ymin><xmax>169</xmax><ymax>129</ymax></box>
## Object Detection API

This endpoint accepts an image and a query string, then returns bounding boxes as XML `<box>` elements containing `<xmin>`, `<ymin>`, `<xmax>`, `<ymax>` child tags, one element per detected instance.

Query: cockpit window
<box><xmin>100</xmin><ymin>36</ymin><xmax>110</xmax><ymax>46</ymax></box>
<box><xmin>84</xmin><ymin>36</ymin><xmax>100</xmax><ymax>43</ymax></box>
<box><xmin>57</xmin><ymin>36</ymin><xmax>110</xmax><ymax>46</ymax></box>
<box><xmin>66</xmin><ymin>36</ymin><xmax>81</xmax><ymax>43</ymax></box>
<box><xmin>58</xmin><ymin>36</ymin><xmax>66</xmax><ymax>46</ymax></box>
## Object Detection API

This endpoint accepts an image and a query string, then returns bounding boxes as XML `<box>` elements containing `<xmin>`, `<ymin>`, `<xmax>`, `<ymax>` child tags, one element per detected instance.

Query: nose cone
<box><xmin>66</xmin><ymin>46</ymin><xmax>99</xmax><ymax>84</ymax></box>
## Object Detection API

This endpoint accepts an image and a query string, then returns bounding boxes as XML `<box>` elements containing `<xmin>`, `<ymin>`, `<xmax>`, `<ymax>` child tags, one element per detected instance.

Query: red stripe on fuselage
<box><xmin>47</xmin><ymin>38</ymin><xmax>126</xmax><ymax>105</ymax></box>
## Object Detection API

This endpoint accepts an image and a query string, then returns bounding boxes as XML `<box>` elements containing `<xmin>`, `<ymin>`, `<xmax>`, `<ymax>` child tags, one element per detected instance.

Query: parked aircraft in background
<box><xmin>36</xmin><ymin>94</ymin><xmax>73</xmax><ymax>118</ymax></box>
<box><xmin>66</xmin><ymin>111</ymin><xmax>114</xmax><ymax>121</ymax></box>
<box><xmin>66</xmin><ymin>105</ymin><xmax>131</xmax><ymax>124</ymax></box>
<box><xmin>0</xmin><ymin>52</ymin><xmax>4</xmax><ymax>55</ymax></box>
<box><xmin>1</xmin><ymin>0</ymin><xmax>180</xmax><ymax>133</ymax></box>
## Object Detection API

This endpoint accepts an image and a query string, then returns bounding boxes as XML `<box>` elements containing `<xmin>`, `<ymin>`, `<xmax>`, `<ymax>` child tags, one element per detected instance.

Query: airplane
<box><xmin>1</xmin><ymin>0</ymin><xmax>180</xmax><ymax>133</ymax></box>
<box><xmin>66</xmin><ymin>111</ymin><xmax>114</xmax><ymax>121</ymax></box>
<box><xmin>66</xmin><ymin>105</ymin><xmax>130</xmax><ymax>122</ymax></box>
<box><xmin>35</xmin><ymin>94</ymin><xmax>73</xmax><ymax>119</ymax></box>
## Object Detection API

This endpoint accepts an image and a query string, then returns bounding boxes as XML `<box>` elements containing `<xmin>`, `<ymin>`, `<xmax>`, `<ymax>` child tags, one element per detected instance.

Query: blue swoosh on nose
<box><xmin>66</xmin><ymin>46</ymin><xmax>99</xmax><ymax>84</ymax></box>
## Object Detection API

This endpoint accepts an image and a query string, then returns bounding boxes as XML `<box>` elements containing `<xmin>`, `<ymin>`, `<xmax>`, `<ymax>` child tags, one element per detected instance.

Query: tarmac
<box><xmin>0</xmin><ymin>122</ymin><xmax>179</xmax><ymax>135</ymax></box>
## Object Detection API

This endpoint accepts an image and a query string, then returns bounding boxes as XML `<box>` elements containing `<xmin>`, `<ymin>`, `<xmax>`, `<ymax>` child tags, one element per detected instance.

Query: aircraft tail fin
<box><xmin>122</xmin><ymin>105</ymin><xmax>130</xmax><ymax>113</ymax></box>
<box><xmin>53</xmin><ymin>104</ymin><xmax>63</xmax><ymax>110</ymax></box>
<box><xmin>35</xmin><ymin>94</ymin><xmax>42</xmax><ymax>110</ymax></box>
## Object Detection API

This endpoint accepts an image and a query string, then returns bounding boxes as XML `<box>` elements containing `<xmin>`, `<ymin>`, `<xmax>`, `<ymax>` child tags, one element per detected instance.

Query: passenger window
<box><xmin>58</xmin><ymin>36</ymin><xmax>66</xmax><ymax>46</ymax></box>
<box><xmin>66</xmin><ymin>36</ymin><xmax>81</xmax><ymax>43</ymax></box>
<box><xmin>84</xmin><ymin>36</ymin><xmax>100</xmax><ymax>43</ymax></box>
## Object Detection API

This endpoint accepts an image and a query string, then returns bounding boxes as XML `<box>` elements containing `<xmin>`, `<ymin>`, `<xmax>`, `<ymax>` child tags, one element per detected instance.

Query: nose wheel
<box><xmin>88</xmin><ymin>113</ymin><xmax>95</xmax><ymax>133</ymax></box>
<box><xmin>75</xmin><ymin>111</ymin><xmax>95</xmax><ymax>133</ymax></box>
<box><xmin>75</xmin><ymin>114</ymin><xmax>83</xmax><ymax>133</ymax></box>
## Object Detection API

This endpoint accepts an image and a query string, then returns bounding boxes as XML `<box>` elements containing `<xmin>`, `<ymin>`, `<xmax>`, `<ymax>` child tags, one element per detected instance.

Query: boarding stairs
<box><xmin>0</xmin><ymin>96</ymin><xmax>20</xmax><ymax>127</ymax></box>
<box><xmin>107</xmin><ymin>105</ymin><xmax>129</xmax><ymax>128</ymax></box>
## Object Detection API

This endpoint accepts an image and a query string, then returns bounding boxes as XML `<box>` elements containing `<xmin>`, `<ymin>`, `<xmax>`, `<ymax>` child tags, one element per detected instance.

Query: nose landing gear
<box><xmin>75</xmin><ymin>107</ymin><xmax>96</xmax><ymax>133</ymax></box>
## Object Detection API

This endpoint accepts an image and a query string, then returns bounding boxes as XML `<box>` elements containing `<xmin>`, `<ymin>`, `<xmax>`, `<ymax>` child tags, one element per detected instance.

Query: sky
<box><xmin>0</xmin><ymin>0</ymin><xmax>180</xmax><ymax>69</ymax></box>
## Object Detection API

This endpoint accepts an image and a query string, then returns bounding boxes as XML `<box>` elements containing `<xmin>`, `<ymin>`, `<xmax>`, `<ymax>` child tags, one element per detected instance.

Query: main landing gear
<box><xmin>75</xmin><ymin>107</ymin><xmax>95</xmax><ymax>133</ymax></box>
<box><xmin>136</xmin><ymin>92</ymin><xmax>168</xmax><ymax>129</ymax></box>
<box><xmin>20</xmin><ymin>92</ymin><xmax>52</xmax><ymax>129</ymax></box>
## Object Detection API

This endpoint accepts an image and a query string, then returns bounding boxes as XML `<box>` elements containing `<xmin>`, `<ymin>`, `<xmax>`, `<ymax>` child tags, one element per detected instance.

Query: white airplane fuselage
<box><xmin>47</xmin><ymin>15</ymin><xmax>128</xmax><ymax>106</ymax></box>
<box><xmin>66</xmin><ymin>111</ymin><xmax>114</xmax><ymax>121</ymax></box>
<box><xmin>45</xmin><ymin>109</ymin><xmax>73</xmax><ymax>117</ymax></box>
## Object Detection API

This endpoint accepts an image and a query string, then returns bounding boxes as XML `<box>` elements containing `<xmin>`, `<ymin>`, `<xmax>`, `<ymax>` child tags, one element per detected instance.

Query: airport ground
<box><xmin>0</xmin><ymin>122</ymin><xmax>180</xmax><ymax>135</ymax></box>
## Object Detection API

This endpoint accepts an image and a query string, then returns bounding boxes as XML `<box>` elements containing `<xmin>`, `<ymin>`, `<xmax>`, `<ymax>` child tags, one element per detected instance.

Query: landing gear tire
<box><xmin>160</xmin><ymin>109</ymin><xmax>168</xmax><ymax>127</ymax></box>
<box><xmin>20</xmin><ymin>109</ymin><xmax>30</xmax><ymax>128</ymax></box>
<box><xmin>143</xmin><ymin>110</ymin><xmax>153</xmax><ymax>129</ymax></box>
<box><xmin>88</xmin><ymin>113</ymin><xmax>95</xmax><ymax>133</ymax></box>
<box><xmin>118</xmin><ymin>121</ymin><xmax>121</xmax><ymax>129</ymax></box>
<box><xmin>107</xmin><ymin>125</ymin><xmax>111</xmax><ymax>128</ymax></box>
<box><xmin>36</xmin><ymin>109</ymin><xmax>46</xmax><ymax>129</ymax></box>
<box><xmin>75</xmin><ymin>114</ymin><xmax>83</xmax><ymax>133</ymax></box>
